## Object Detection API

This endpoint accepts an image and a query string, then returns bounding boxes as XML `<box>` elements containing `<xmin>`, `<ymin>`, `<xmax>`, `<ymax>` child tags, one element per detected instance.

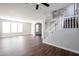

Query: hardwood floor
<box><xmin>0</xmin><ymin>35</ymin><xmax>79</xmax><ymax>56</ymax></box>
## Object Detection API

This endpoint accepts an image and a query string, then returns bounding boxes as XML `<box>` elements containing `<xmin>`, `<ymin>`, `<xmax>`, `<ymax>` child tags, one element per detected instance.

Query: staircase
<box><xmin>44</xmin><ymin>15</ymin><xmax>79</xmax><ymax>54</ymax></box>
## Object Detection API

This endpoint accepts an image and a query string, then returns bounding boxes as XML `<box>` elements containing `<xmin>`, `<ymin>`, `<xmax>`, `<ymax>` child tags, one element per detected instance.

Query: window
<box><xmin>2</xmin><ymin>21</ymin><xmax>23</xmax><ymax>33</ymax></box>
<box><xmin>11</xmin><ymin>23</ymin><xmax>17</xmax><ymax>33</ymax></box>
<box><xmin>2</xmin><ymin>22</ymin><xmax>10</xmax><ymax>33</ymax></box>
<box><xmin>18</xmin><ymin>24</ymin><xmax>23</xmax><ymax>32</ymax></box>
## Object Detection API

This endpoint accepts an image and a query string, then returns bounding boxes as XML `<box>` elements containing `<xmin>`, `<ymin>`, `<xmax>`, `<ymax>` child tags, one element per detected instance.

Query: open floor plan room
<box><xmin>0</xmin><ymin>3</ymin><xmax>79</xmax><ymax>56</ymax></box>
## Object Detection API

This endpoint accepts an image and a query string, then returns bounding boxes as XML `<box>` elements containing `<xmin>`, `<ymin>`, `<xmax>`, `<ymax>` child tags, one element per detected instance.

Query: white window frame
<box><xmin>2</xmin><ymin>21</ymin><xmax>23</xmax><ymax>33</ymax></box>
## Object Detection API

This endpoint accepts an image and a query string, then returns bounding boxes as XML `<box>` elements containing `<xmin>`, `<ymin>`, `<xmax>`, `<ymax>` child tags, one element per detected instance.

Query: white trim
<box><xmin>0</xmin><ymin>34</ymin><xmax>32</xmax><ymax>38</ymax></box>
<box><xmin>43</xmin><ymin>41</ymin><xmax>79</xmax><ymax>54</ymax></box>
<box><xmin>64</xmin><ymin>15</ymin><xmax>79</xmax><ymax>19</ymax></box>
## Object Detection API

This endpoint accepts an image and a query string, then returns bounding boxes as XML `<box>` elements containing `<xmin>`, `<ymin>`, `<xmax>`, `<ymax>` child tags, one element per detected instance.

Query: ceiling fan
<box><xmin>36</xmin><ymin>3</ymin><xmax>50</xmax><ymax>10</ymax></box>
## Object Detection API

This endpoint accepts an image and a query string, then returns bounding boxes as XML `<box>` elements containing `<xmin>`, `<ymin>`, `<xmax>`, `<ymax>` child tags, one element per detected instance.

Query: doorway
<box><xmin>35</xmin><ymin>23</ymin><xmax>42</xmax><ymax>36</ymax></box>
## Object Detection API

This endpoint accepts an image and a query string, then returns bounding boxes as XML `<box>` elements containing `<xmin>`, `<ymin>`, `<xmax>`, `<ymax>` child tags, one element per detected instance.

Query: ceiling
<box><xmin>0</xmin><ymin>3</ymin><xmax>73</xmax><ymax>22</ymax></box>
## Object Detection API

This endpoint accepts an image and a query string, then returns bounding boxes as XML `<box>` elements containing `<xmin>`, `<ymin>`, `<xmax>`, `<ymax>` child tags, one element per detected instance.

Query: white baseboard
<box><xmin>43</xmin><ymin>41</ymin><xmax>79</xmax><ymax>54</ymax></box>
<box><xmin>0</xmin><ymin>34</ymin><xmax>32</xmax><ymax>38</ymax></box>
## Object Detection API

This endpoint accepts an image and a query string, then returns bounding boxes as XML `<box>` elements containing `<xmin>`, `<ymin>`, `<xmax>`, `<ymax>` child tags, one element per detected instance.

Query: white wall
<box><xmin>43</xmin><ymin>29</ymin><xmax>79</xmax><ymax>53</ymax></box>
<box><xmin>23</xmin><ymin>23</ymin><xmax>31</xmax><ymax>35</ymax></box>
<box><xmin>77</xmin><ymin>4</ymin><xmax>79</xmax><ymax>15</ymax></box>
<box><xmin>64</xmin><ymin>4</ymin><xmax>74</xmax><ymax>17</ymax></box>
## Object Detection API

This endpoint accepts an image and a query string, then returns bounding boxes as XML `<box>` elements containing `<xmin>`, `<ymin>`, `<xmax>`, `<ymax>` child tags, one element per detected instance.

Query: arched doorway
<box><xmin>35</xmin><ymin>23</ymin><xmax>42</xmax><ymax>36</ymax></box>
